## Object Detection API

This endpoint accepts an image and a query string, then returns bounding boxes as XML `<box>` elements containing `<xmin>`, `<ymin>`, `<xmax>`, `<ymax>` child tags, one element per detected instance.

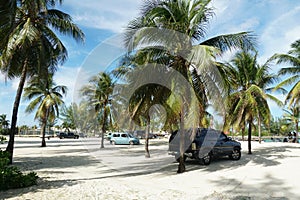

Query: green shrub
<box><xmin>0</xmin><ymin>135</ymin><xmax>7</xmax><ymax>144</ymax></box>
<box><xmin>0</xmin><ymin>150</ymin><xmax>38</xmax><ymax>191</ymax></box>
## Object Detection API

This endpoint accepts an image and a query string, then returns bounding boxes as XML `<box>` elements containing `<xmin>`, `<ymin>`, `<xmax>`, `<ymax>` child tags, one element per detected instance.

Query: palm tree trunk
<box><xmin>258</xmin><ymin>115</ymin><xmax>262</xmax><ymax>144</ymax></box>
<box><xmin>100</xmin><ymin>106</ymin><xmax>107</xmax><ymax>148</ymax></box>
<box><xmin>41</xmin><ymin>121</ymin><xmax>47</xmax><ymax>147</ymax></box>
<box><xmin>41</xmin><ymin>109</ymin><xmax>49</xmax><ymax>147</ymax></box>
<box><xmin>145</xmin><ymin>115</ymin><xmax>150</xmax><ymax>158</ymax></box>
<box><xmin>6</xmin><ymin>61</ymin><xmax>28</xmax><ymax>164</ymax></box>
<box><xmin>248</xmin><ymin>120</ymin><xmax>252</xmax><ymax>154</ymax></box>
<box><xmin>177</xmin><ymin>103</ymin><xmax>186</xmax><ymax>173</ymax></box>
<box><xmin>295</xmin><ymin>120</ymin><xmax>299</xmax><ymax>143</ymax></box>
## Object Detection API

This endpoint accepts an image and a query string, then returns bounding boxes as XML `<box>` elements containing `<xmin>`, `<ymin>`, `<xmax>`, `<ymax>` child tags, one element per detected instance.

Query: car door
<box><xmin>120</xmin><ymin>133</ymin><xmax>129</xmax><ymax>144</ymax></box>
<box><xmin>216</xmin><ymin>132</ymin><xmax>232</xmax><ymax>155</ymax></box>
<box><xmin>112</xmin><ymin>133</ymin><xmax>120</xmax><ymax>144</ymax></box>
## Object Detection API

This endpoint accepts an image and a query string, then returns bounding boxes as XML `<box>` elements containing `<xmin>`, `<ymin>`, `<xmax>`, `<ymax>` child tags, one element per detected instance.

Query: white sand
<box><xmin>0</xmin><ymin>137</ymin><xmax>299</xmax><ymax>200</ymax></box>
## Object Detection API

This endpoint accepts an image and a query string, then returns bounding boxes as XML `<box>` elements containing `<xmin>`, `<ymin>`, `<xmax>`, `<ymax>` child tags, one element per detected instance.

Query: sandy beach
<box><xmin>0</xmin><ymin>137</ymin><xmax>299</xmax><ymax>200</ymax></box>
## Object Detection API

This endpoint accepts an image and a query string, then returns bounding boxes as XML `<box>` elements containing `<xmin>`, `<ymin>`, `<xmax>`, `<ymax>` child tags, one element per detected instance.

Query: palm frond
<box><xmin>201</xmin><ymin>32</ymin><xmax>256</xmax><ymax>53</ymax></box>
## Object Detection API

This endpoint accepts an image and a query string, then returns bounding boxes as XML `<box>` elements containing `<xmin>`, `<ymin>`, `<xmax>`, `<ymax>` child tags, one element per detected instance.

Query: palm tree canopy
<box><xmin>272</xmin><ymin>39</ymin><xmax>300</xmax><ymax>106</ymax></box>
<box><xmin>81</xmin><ymin>72</ymin><xmax>115</xmax><ymax>113</ymax></box>
<box><xmin>122</xmin><ymin>0</ymin><xmax>256</xmax><ymax>131</ymax></box>
<box><xmin>23</xmin><ymin>74</ymin><xmax>67</xmax><ymax>122</ymax></box>
<box><xmin>0</xmin><ymin>0</ymin><xmax>85</xmax><ymax>79</ymax></box>
<box><xmin>223</xmin><ymin>50</ymin><xmax>280</xmax><ymax>130</ymax></box>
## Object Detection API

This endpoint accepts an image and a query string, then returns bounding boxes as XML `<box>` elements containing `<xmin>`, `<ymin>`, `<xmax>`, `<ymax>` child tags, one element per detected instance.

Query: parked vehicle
<box><xmin>133</xmin><ymin>130</ymin><xmax>157</xmax><ymax>139</ymax></box>
<box><xmin>110</xmin><ymin>132</ymin><xmax>140</xmax><ymax>145</ymax></box>
<box><xmin>58</xmin><ymin>132</ymin><xmax>79</xmax><ymax>139</ymax></box>
<box><xmin>169</xmin><ymin>128</ymin><xmax>241</xmax><ymax>165</ymax></box>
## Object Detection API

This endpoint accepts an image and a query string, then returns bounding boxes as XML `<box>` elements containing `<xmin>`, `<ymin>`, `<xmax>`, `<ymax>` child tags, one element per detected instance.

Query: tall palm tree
<box><xmin>0</xmin><ymin>0</ymin><xmax>84</xmax><ymax>162</ymax></box>
<box><xmin>223</xmin><ymin>50</ymin><xmax>281</xmax><ymax>153</ymax></box>
<box><xmin>124</xmin><ymin>0</ymin><xmax>255</xmax><ymax>173</ymax></box>
<box><xmin>272</xmin><ymin>39</ymin><xmax>300</xmax><ymax>106</ymax></box>
<box><xmin>81</xmin><ymin>72</ymin><xmax>115</xmax><ymax>148</ymax></box>
<box><xmin>283</xmin><ymin>105</ymin><xmax>299</xmax><ymax>143</ymax></box>
<box><xmin>23</xmin><ymin>74</ymin><xmax>67</xmax><ymax>147</ymax></box>
<box><xmin>113</xmin><ymin>52</ymin><xmax>173</xmax><ymax>158</ymax></box>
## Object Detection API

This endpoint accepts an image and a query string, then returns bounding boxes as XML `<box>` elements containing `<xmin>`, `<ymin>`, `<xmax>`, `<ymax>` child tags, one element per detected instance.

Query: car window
<box><xmin>121</xmin><ymin>134</ymin><xmax>128</xmax><ymax>138</ymax></box>
<box><xmin>128</xmin><ymin>134</ymin><xmax>134</xmax><ymax>138</ymax></box>
<box><xmin>112</xmin><ymin>133</ymin><xmax>120</xmax><ymax>137</ymax></box>
<box><xmin>219</xmin><ymin>132</ymin><xmax>227</xmax><ymax>140</ymax></box>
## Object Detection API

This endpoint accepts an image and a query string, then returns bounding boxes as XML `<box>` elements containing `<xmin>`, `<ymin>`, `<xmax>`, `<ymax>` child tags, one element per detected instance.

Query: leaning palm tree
<box><xmin>124</xmin><ymin>0</ymin><xmax>255</xmax><ymax>173</ymax></box>
<box><xmin>81</xmin><ymin>72</ymin><xmax>115</xmax><ymax>148</ymax></box>
<box><xmin>23</xmin><ymin>74</ymin><xmax>67</xmax><ymax>147</ymax></box>
<box><xmin>272</xmin><ymin>39</ymin><xmax>300</xmax><ymax>106</ymax></box>
<box><xmin>223</xmin><ymin>50</ymin><xmax>281</xmax><ymax>153</ymax></box>
<box><xmin>0</xmin><ymin>0</ymin><xmax>84</xmax><ymax>162</ymax></box>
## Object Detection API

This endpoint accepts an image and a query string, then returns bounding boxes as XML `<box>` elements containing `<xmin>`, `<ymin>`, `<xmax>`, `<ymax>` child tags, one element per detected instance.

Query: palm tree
<box><xmin>223</xmin><ymin>50</ymin><xmax>281</xmax><ymax>153</ymax></box>
<box><xmin>81</xmin><ymin>72</ymin><xmax>115</xmax><ymax>148</ymax></box>
<box><xmin>283</xmin><ymin>105</ymin><xmax>299</xmax><ymax>143</ymax></box>
<box><xmin>60</xmin><ymin>104</ymin><xmax>77</xmax><ymax>132</ymax></box>
<box><xmin>124</xmin><ymin>0</ymin><xmax>255</xmax><ymax>173</ymax></box>
<box><xmin>0</xmin><ymin>0</ymin><xmax>84</xmax><ymax>162</ymax></box>
<box><xmin>23</xmin><ymin>74</ymin><xmax>67</xmax><ymax>147</ymax></box>
<box><xmin>0</xmin><ymin>114</ymin><xmax>10</xmax><ymax>130</ymax></box>
<box><xmin>272</xmin><ymin>39</ymin><xmax>300</xmax><ymax>106</ymax></box>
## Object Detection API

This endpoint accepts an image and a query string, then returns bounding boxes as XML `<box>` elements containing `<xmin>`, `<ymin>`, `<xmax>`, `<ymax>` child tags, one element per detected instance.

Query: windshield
<box><xmin>128</xmin><ymin>134</ymin><xmax>134</xmax><ymax>138</ymax></box>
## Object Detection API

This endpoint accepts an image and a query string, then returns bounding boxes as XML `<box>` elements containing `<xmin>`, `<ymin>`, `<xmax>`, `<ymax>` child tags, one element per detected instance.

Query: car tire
<box><xmin>129</xmin><ymin>141</ymin><xmax>134</xmax><ymax>145</ymax></box>
<box><xmin>229</xmin><ymin>148</ymin><xmax>241</xmax><ymax>160</ymax></box>
<box><xmin>202</xmin><ymin>154</ymin><xmax>211</xmax><ymax>165</ymax></box>
<box><xmin>111</xmin><ymin>140</ymin><xmax>116</xmax><ymax>145</ymax></box>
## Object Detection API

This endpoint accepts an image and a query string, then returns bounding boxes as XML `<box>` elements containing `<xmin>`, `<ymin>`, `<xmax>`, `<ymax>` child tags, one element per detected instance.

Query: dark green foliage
<box><xmin>0</xmin><ymin>150</ymin><xmax>38</xmax><ymax>191</ymax></box>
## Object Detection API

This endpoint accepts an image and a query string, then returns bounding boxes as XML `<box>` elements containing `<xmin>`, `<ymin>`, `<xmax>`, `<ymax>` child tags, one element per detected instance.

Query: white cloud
<box><xmin>54</xmin><ymin>66</ymin><xmax>81</xmax><ymax>106</ymax></box>
<box><xmin>62</xmin><ymin>0</ymin><xmax>142</xmax><ymax>33</ymax></box>
<box><xmin>260</xmin><ymin>6</ymin><xmax>300</xmax><ymax>63</ymax></box>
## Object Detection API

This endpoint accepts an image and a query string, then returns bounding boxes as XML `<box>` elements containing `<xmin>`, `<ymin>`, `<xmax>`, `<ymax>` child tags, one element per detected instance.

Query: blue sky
<box><xmin>1</xmin><ymin>0</ymin><xmax>300</xmax><ymax>126</ymax></box>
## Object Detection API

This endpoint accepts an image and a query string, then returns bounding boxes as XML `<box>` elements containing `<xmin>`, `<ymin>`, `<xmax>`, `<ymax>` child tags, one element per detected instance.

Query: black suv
<box><xmin>58</xmin><ymin>132</ymin><xmax>79</xmax><ymax>139</ymax></box>
<box><xmin>169</xmin><ymin>128</ymin><xmax>241</xmax><ymax>165</ymax></box>
<box><xmin>133</xmin><ymin>130</ymin><xmax>157</xmax><ymax>139</ymax></box>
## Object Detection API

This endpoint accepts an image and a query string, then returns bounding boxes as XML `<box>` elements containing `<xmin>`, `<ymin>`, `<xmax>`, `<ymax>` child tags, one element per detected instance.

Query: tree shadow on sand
<box><xmin>1</xmin><ymin>142</ymin><xmax>299</xmax><ymax>199</ymax></box>
<box><xmin>204</xmin><ymin>173</ymin><xmax>298</xmax><ymax>199</ymax></box>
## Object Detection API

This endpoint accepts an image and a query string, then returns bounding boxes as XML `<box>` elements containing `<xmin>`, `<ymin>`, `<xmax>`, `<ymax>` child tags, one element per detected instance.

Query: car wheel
<box><xmin>202</xmin><ymin>154</ymin><xmax>211</xmax><ymax>165</ymax></box>
<box><xmin>111</xmin><ymin>140</ymin><xmax>116</xmax><ymax>145</ymax></box>
<box><xmin>129</xmin><ymin>141</ymin><xmax>134</xmax><ymax>145</ymax></box>
<box><xmin>229</xmin><ymin>149</ymin><xmax>241</xmax><ymax>160</ymax></box>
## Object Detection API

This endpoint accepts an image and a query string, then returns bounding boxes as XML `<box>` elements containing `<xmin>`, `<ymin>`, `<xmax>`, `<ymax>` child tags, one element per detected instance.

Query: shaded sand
<box><xmin>0</xmin><ymin>137</ymin><xmax>299</xmax><ymax>200</ymax></box>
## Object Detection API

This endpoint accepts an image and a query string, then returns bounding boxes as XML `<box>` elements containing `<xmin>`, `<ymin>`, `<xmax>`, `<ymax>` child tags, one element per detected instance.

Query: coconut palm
<box><xmin>283</xmin><ymin>105</ymin><xmax>299</xmax><ymax>143</ymax></box>
<box><xmin>81</xmin><ymin>72</ymin><xmax>115</xmax><ymax>148</ymax></box>
<box><xmin>223</xmin><ymin>50</ymin><xmax>282</xmax><ymax>153</ymax></box>
<box><xmin>0</xmin><ymin>114</ymin><xmax>10</xmax><ymax>130</ymax></box>
<box><xmin>124</xmin><ymin>0</ymin><xmax>255</xmax><ymax>173</ymax></box>
<box><xmin>23</xmin><ymin>74</ymin><xmax>67</xmax><ymax>147</ymax></box>
<box><xmin>0</xmin><ymin>0</ymin><xmax>84</xmax><ymax>162</ymax></box>
<box><xmin>60</xmin><ymin>104</ymin><xmax>77</xmax><ymax>132</ymax></box>
<box><xmin>272</xmin><ymin>39</ymin><xmax>300</xmax><ymax>106</ymax></box>
<box><xmin>113</xmin><ymin>52</ymin><xmax>173</xmax><ymax>157</ymax></box>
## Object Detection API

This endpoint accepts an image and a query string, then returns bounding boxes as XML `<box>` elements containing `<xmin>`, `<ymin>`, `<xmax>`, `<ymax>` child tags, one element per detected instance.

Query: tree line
<box><xmin>1</xmin><ymin>1</ymin><xmax>299</xmax><ymax>174</ymax></box>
